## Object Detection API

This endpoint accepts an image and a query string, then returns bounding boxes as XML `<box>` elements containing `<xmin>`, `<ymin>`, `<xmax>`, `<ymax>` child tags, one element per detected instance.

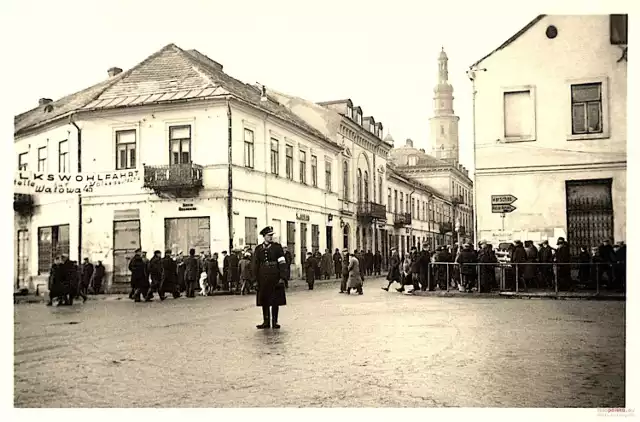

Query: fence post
<box><xmin>477</xmin><ymin>263</ymin><xmax>480</xmax><ymax>293</ymax></box>
<box><xmin>515</xmin><ymin>264</ymin><xmax>519</xmax><ymax>293</ymax></box>
<box><xmin>500</xmin><ymin>265</ymin><xmax>505</xmax><ymax>291</ymax></box>
<box><xmin>596</xmin><ymin>263</ymin><xmax>600</xmax><ymax>295</ymax></box>
<box><xmin>554</xmin><ymin>263</ymin><xmax>559</xmax><ymax>294</ymax></box>
<box><xmin>446</xmin><ymin>263</ymin><xmax>450</xmax><ymax>292</ymax></box>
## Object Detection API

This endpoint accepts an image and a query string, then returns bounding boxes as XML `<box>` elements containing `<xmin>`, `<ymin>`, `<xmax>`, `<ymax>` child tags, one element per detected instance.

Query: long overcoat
<box><xmin>128</xmin><ymin>255</ymin><xmax>148</xmax><ymax>289</ymax></box>
<box><xmin>347</xmin><ymin>256</ymin><xmax>363</xmax><ymax>289</ymax></box>
<box><xmin>320</xmin><ymin>252</ymin><xmax>333</xmax><ymax>276</ymax></box>
<box><xmin>252</xmin><ymin>241</ymin><xmax>288</xmax><ymax>307</ymax></box>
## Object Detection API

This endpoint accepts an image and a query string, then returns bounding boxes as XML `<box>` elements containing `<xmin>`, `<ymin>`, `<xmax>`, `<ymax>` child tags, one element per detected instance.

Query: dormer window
<box><xmin>357</xmin><ymin>113</ymin><xmax>362</xmax><ymax>125</ymax></box>
<box><xmin>347</xmin><ymin>105</ymin><xmax>353</xmax><ymax>119</ymax></box>
<box><xmin>407</xmin><ymin>155</ymin><xmax>418</xmax><ymax>166</ymax></box>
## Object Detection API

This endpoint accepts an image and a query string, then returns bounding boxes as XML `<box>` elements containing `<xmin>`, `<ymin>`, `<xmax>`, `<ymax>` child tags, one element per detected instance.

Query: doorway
<box><xmin>164</xmin><ymin>217</ymin><xmax>211</xmax><ymax>255</ymax></box>
<box><xmin>113</xmin><ymin>220</ymin><xmax>141</xmax><ymax>286</ymax></box>
<box><xmin>16</xmin><ymin>230</ymin><xmax>29</xmax><ymax>289</ymax></box>
<box><xmin>566</xmin><ymin>179</ymin><xmax>614</xmax><ymax>257</ymax></box>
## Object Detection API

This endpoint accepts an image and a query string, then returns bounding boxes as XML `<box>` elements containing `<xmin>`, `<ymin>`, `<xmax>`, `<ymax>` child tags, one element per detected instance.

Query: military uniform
<box><xmin>252</xmin><ymin>226</ymin><xmax>288</xmax><ymax>329</ymax></box>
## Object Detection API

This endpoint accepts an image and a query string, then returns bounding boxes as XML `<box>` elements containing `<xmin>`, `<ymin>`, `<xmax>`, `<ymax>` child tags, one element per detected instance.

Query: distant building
<box><xmin>471</xmin><ymin>15</ymin><xmax>627</xmax><ymax>253</ymax></box>
<box><xmin>387</xmin><ymin>48</ymin><xmax>474</xmax><ymax>245</ymax></box>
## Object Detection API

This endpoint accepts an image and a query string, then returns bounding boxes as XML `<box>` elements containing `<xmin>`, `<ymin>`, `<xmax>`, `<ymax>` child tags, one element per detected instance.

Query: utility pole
<box><xmin>466</xmin><ymin>66</ymin><xmax>486</xmax><ymax>249</ymax></box>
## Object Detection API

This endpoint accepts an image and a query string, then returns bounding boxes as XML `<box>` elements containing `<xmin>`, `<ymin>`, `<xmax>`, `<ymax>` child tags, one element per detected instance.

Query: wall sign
<box><xmin>179</xmin><ymin>203</ymin><xmax>197</xmax><ymax>211</ymax></box>
<box><xmin>296</xmin><ymin>212</ymin><xmax>310</xmax><ymax>221</ymax></box>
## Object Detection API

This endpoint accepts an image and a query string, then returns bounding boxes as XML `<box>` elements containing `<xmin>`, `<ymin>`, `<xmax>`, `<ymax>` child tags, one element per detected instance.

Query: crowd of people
<box><xmin>46</xmin><ymin>255</ymin><xmax>105</xmax><ymax>306</ymax></box>
<box><xmin>380</xmin><ymin>237</ymin><xmax>627</xmax><ymax>294</ymax></box>
<box><xmin>45</xmin><ymin>235</ymin><xmax>626</xmax><ymax>306</ymax></box>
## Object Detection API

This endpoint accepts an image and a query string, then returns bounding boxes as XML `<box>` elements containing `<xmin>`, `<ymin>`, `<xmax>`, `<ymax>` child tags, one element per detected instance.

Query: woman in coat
<box><xmin>347</xmin><ymin>251</ymin><xmax>364</xmax><ymax>295</ymax></box>
<box><xmin>382</xmin><ymin>248</ymin><xmax>401</xmax><ymax>291</ymax></box>
<box><xmin>320</xmin><ymin>249</ymin><xmax>333</xmax><ymax>280</ymax></box>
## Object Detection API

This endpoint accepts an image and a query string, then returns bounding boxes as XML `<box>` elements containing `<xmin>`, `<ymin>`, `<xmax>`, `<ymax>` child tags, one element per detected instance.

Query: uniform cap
<box><xmin>260</xmin><ymin>226</ymin><xmax>274</xmax><ymax>236</ymax></box>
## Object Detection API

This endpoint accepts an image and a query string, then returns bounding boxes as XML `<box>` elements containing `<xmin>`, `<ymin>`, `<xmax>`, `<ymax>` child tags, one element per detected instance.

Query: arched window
<box><xmin>363</xmin><ymin>171</ymin><xmax>369</xmax><ymax>203</ymax></box>
<box><xmin>343</xmin><ymin>224</ymin><xmax>350</xmax><ymax>250</ymax></box>
<box><xmin>356</xmin><ymin>169</ymin><xmax>363</xmax><ymax>203</ymax></box>
<box><xmin>342</xmin><ymin>160</ymin><xmax>349</xmax><ymax>201</ymax></box>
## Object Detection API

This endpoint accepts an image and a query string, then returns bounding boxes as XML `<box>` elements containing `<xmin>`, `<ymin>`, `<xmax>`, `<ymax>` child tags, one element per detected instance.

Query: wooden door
<box><xmin>566</xmin><ymin>179</ymin><xmax>614</xmax><ymax>257</ymax></box>
<box><xmin>113</xmin><ymin>220</ymin><xmax>141</xmax><ymax>285</ymax></box>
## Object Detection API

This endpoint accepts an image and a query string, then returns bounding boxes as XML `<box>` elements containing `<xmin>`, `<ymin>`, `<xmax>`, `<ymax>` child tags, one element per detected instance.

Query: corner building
<box><xmin>471</xmin><ymin>15</ymin><xmax>627</xmax><ymax>253</ymax></box>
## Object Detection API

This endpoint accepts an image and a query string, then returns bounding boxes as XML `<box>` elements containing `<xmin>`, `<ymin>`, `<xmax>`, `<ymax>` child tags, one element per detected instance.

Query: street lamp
<box><xmin>466</xmin><ymin>66</ymin><xmax>486</xmax><ymax>249</ymax></box>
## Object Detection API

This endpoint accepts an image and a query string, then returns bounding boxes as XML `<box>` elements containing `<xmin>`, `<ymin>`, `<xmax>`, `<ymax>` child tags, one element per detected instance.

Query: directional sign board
<box><xmin>492</xmin><ymin>204</ymin><xmax>516</xmax><ymax>213</ymax></box>
<box><xmin>491</xmin><ymin>194</ymin><xmax>517</xmax><ymax>205</ymax></box>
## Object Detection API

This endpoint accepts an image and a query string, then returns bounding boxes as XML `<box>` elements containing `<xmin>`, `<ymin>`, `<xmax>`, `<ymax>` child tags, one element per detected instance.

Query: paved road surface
<box><xmin>14</xmin><ymin>278</ymin><xmax>625</xmax><ymax>408</ymax></box>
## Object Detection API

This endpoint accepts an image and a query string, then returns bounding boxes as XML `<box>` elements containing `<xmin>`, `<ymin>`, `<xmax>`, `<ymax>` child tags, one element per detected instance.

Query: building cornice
<box><xmin>476</xmin><ymin>160</ymin><xmax>627</xmax><ymax>176</ymax></box>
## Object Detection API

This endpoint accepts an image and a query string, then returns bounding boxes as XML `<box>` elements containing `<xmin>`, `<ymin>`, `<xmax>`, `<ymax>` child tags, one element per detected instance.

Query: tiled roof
<box><xmin>15</xmin><ymin>44</ymin><xmax>334</xmax><ymax>144</ymax></box>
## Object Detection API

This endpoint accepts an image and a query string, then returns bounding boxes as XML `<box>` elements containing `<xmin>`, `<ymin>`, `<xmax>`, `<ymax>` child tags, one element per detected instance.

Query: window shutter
<box><xmin>503</xmin><ymin>91</ymin><xmax>532</xmax><ymax>138</ymax></box>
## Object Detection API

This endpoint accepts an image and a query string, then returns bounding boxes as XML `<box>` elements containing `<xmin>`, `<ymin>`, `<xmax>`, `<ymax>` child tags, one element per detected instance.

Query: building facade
<box><xmin>471</xmin><ymin>15</ymin><xmax>627</xmax><ymax>253</ymax></box>
<box><xmin>14</xmin><ymin>43</ymin><xmax>466</xmax><ymax>292</ymax></box>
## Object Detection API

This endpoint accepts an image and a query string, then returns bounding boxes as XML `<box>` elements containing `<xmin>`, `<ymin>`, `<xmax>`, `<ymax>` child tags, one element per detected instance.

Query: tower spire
<box><xmin>429</xmin><ymin>47</ymin><xmax>460</xmax><ymax>164</ymax></box>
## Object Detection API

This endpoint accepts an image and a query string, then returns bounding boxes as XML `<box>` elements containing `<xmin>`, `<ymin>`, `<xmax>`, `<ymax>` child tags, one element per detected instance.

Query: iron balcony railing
<box><xmin>393</xmin><ymin>212</ymin><xmax>412</xmax><ymax>226</ymax></box>
<box><xmin>143</xmin><ymin>163</ymin><xmax>204</xmax><ymax>190</ymax></box>
<box><xmin>357</xmin><ymin>201</ymin><xmax>386</xmax><ymax>220</ymax></box>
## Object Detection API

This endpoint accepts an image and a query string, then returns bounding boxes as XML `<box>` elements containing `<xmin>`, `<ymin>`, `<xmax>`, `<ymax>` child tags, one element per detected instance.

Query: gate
<box><xmin>566</xmin><ymin>179</ymin><xmax>614</xmax><ymax>257</ymax></box>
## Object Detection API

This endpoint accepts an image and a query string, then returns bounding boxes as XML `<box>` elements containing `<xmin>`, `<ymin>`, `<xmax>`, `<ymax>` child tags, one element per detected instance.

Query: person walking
<box><xmin>159</xmin><ymin>250</ymin><xmax>180</xmax><ymax>300</ymax></box>
<box><xmin>252</xmin><ymin>226</ymin><xmax>288</xmax><ymax>329</ymax></box>
<box><xmin>339</xmin><ymin>249</ymin><xmax>349</xmax><ymax>293</ymax></box>
<box><xmin>304</xmin><ymin>251</ymin><xmax>317</xmax><ymax>290</ymax></box>
<box><xmin>321</xmin><ymin>249</ymin><xmax>333</xmax><ymax>280</ymax></box>
<box><xmin>184</xmin><ymin>249</ymin><xmax>199</xmax><ymax>298</ymax></box>
<box><xmin>333</xmin><ymin>248</ymin><xmax>342</xmax><ymax>279</ymax></box>
<box><xmin>239</xmin><ymin>252</ymin><xmax>253</xmax><ymax>295</ymax></box>
<box><xmin>129</xmin><ymin>249</ymin><xmax>150</xmax><ymax>302</ymax></box>
<box><xmin>346</xmin><ymin>250</ymin><xmax>364</xmax><ymax>295</ymax></box>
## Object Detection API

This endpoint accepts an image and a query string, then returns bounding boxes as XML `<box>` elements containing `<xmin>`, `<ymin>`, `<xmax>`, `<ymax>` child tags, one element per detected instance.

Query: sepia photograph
<box><xmin>4</xmin><ymin>0</ymin><xmax>636</xmax><ymax>418</ymax></box>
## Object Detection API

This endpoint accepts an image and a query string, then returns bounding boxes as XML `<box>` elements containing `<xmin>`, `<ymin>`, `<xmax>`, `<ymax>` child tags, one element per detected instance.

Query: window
<box><xmin>356</xmin><ymin>169</ymin><xmax>363</xmax><ymax>202</ymax></box>
<box><xmin>245</xmin><ymin>217</ymin><xmax>258</xmax><ymax>249</ymax></box>
<box><xmin>270</xmin><ymin>139</ymin><xmax>279</xmax><ymax>175</ymax></box>
<box><xmin>37</xmin><ymin>146</ymin><xmax>47</xmax><ymax>172</ymax></box>
<box><xmin>387</xmin><ymin>188</ymin><xmax>391</xmax><ymax>209</ymax></box>
<box><xmin>285</xmin><ymin>145</ymin><xmax>293</xmax><ymax>180</ymax></box>
<box><xmin>58</xmin><ymin>140</ymin><xmax>69</xmax><ymax>172</ymax></box>
<box><xmin>37</xmin><ymin>225</ymin><xmax>70</xmax><ymax>275</ymax></box>
<box><xmin>311</xmin><ymin>155</ymin><xmax>317</xmax><ymax>187</ymax></box>
<box><xmin>379</xmin><ymin>178</ymin><xmax>383</xmax><ymax>205</ymax></box>
<box><xmin>299</xmin><ymin>150</ymin><xmax>307</xmax><ymax>184</ymax></box>
<box><xmin>325</xmin><ymin>161</ymin><xmax>332</xmax><ymax>191</ymax></box>
<box><xmin>342</xmin><ymin>160</ymin><xmax>349</xmax><ymax>201</ymax></box>
<box><xmin>311</xmin><ymin>224</ymin><xmax>320</xmax><ymax>252</ymax></box>
<box><xmin>115</xmin><ymin>130</ymin><xmax>136</xmax><ymax>170</ymax></box>
<box><xmin>610</xmin><ymin>14</ymin><xmax>628</xmax><ymax>45</ymax></box>
<box><xmin>357</xmin><ymin>114</ymin><xmax>362</xmax><ymax>125</ymax></box>
<box><xmin>169</xmin><ymin>125</ymin><xmax>191</xmax><ymax>165</ymax></box>
<box><xmin>400</xmin><ymin>193</ymin><xmax>404</xmax><ymax>214</ymax></box>
<box><xmin>18</xmin><ymin>152</ymin><xmax>28</xmax><ymax>171</ymax></box>
<box><xmin>363</xmin><ymin>171</ymin><xmax>369</xmax><ymax>202</ymax></box>
<box><xmin>429</xmin><ymin>201</ymin><xmax>434</xmax><ymax>221</ymax></box>
<box><xmin>394</xmin><ymin>190</ymin><xmax>398</xmax><ymax>213</ymax></box>
<box><xmin>347</xmin><ymin>106</ymin><xmax>353</xmax><ymax>119</ymax></box>
<box><xmin>503</xmin><ymin>89</ymin><xmax>535</xmax><ymax>141</ymax></box>
<box><xmin>408</xmin><ymin>155</ymin><xmax>418</xmax><ymax>166</ymax></box>
<box><xmin>571</xmin><ymin>83</ymin><xmax>602</xmax><ymax>135</ymax></box>
<box><xmin>243</xmin><ymin>128</ymin><xmax>254</xmax><ymax>168</ymax></box>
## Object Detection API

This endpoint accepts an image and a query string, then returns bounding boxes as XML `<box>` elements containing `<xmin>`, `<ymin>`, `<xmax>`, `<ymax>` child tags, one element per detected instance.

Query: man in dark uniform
<box><xmin>129</xmin><ymin>249</ymin><xmax>150</xmax><ymax>302</ymax></box>
<box><xmin>251</xmin><ymin>226</ymin><xmax>288</xmax><ymax>329</ymax></box>
<box><xmin>159</xmin><ymin>249</ymin><xmax>180</xmax><ymax>300</ymax></box>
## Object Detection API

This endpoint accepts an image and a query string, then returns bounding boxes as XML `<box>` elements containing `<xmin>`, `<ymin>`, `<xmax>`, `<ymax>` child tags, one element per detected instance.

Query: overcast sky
<box><xmin>5</xmin><ymin>1</ymin><xmax>559</xmax><ymax>170</ymax></box>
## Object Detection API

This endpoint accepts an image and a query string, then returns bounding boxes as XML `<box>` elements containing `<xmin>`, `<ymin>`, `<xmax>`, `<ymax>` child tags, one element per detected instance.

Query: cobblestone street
<box><xmin>14</xmin><ymin>278</ymin><xmax>625</xmax><ymax>408</ymax></box>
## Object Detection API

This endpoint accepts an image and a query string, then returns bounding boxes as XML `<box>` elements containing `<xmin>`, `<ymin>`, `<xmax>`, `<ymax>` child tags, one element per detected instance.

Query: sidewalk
<box><xmin>14</xmin><ymin>276</ymin><xmax>344</xmax><ymax>305</ymax></box>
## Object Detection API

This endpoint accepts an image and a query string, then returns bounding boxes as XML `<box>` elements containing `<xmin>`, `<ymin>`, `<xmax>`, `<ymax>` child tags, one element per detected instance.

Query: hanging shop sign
<box><xmin>13</xmin><ymin>170</ymin><xmax>141</xmax><ymax>194</ymax></box>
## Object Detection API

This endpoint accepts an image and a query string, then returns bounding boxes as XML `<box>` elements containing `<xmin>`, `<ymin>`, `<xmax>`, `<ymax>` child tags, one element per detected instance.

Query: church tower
<box><xmin>429</xmin><ymin>47</ymin><xmax>460</xmax><ymax>163</ymax></box>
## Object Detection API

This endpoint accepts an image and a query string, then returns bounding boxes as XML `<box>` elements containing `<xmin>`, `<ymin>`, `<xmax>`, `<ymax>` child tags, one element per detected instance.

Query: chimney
<box><xmin>405</xmin><ymin>139</ymin><xmax>414</xmax><ymax>148</ymax></box>
<box><xmin>108</xmin><ymin>67</ymin><xmax>123</xmax><ymax>77</ymax></box>
<box><xmin>260</xmin><ymin>85</ymin><xmax>268</xmax><ymax>102</ymax></box>
<box><xmin>419</xmin><ymin>148</ymin><xmax>425</xmax><ymax>153</ymax></box>
<box><xmin>39</xmin><ymin>98</ymin><xmax>53</xmax><ymax>106</ymax></box>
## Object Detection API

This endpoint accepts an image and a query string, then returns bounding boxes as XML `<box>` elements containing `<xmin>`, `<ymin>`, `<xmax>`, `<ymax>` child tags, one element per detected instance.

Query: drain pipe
<box><xmin>227</xmin><ymin>98</ymin><xmax>234</xmax><ymax>252</ymax></box>
<box><xmin>70</xmin><ymin>116</ymin><xmax>82</xmax><ymax>264</ymax></box>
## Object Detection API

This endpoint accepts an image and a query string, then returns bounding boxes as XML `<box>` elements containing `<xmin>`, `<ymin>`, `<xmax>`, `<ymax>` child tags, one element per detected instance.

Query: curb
<box><xmin>411</xmin><ymin>290</ymin><xmax>625</xmax><ymax>301</ymax></box>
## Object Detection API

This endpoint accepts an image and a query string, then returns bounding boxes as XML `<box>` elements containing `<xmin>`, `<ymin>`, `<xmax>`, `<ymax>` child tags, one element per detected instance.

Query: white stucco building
<box><xmin>14</xmin><ymin>43</ymin><xmax>458</xmax><ymax>292</ymax></box>
<box><xmin>471</xmin><ymin>14</ymin><xmax>627</xmax><ymax>254</ymax></box>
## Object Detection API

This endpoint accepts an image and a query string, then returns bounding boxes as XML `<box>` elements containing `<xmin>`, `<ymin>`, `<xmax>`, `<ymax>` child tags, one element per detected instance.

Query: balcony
<box><xmin>451</xmin><ymin>195</ymin><xmax>464</xmax><ymax>206</ymax></box>
<box><xmin>357</xmin><ymin>201</ymin><xmax>386</xmax><ymax>221</ymax></box>
<box><xmin>143</xmin><ymin>163</ymin><xmax>203</xmax><ymax>195</ymax></box>
<box><xmin>13</xmin><ymin>193</ymin><xmax>34</xmax><ymax>216</ymax></box>
<box><xmin>339</xmin><ymin>200</ymin><xmax>355</xmax><ymax>216</ymax></box>
<box><xmin>393</xmin><ymin>212</ymin><xmax>412</xmax><ymax>227</ymax></box>
<box><xmin>440</xmin><ymin>221</ymin><xmax>453</xmax><ymax>234</ymax></box>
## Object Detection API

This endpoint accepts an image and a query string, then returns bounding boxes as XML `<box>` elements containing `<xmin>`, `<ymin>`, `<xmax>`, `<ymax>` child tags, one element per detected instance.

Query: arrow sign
<box><xmin>491</xmin><ymin>194</ymin><xmax>517</xmax><ymax>205</ymax></box>
<box><xmin>492</xmin><ymin>204</ymin><xmax>516</xmax><ymax>213</ymax></box>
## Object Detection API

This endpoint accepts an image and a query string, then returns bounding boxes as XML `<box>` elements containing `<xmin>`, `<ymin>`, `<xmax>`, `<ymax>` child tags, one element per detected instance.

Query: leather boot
<box><xmin>256</xmin><ymin>306</ymin><xmax>271</xmax><ymax>329</ymax></box>
<box><xmin>272</xmin><ymin>306</ymin><xmax>280</xmax><ymax>329</ymax></box>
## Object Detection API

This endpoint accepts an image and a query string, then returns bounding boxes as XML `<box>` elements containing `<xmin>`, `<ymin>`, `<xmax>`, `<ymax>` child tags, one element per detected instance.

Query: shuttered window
<box><xmin>503</xmin><ymin>90</ymin><xmax>534</xmax><ymax>139</ymax></box>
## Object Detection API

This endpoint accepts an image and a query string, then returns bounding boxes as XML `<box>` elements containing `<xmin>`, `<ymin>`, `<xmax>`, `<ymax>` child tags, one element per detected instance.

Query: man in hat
<box><xmin>251</xmin><ymin>226</ymin><xmax>288</xmax><ymax>329</ymax></box>
<box><xmin>129</xmin><ymin>249</ymin><xmax>150</xmax><ymax>302</ymax></box>
<box><xmin>537</xmin><ymin>240</ymin><xmax>554</xmax><ymax>289</ymax></box>
<box><xmin>555</xmin><ymin>237</ymin><xmax>571</xmax><ymax>291</ymax></box>
<box><xmin>339</xmin><ymin>248</ymin><xmax>350</xmax><ymax>293</ymax></box>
